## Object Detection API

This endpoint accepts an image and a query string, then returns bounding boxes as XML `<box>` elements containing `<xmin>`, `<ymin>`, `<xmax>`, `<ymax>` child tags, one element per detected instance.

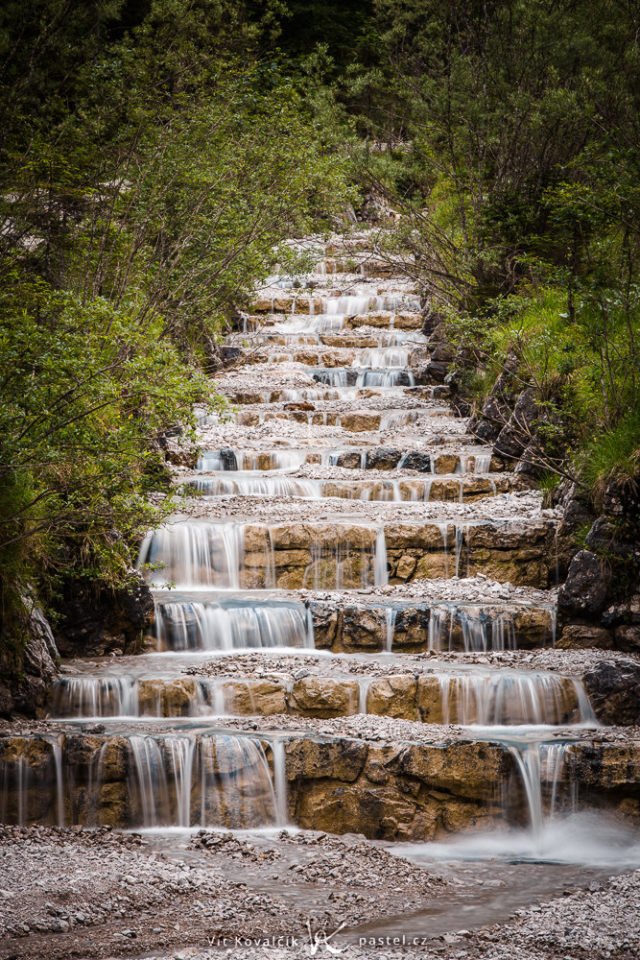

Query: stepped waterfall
<box><xmin>2</xmin><ymin>229</ymin><xmax>639</xmax><ymax>956</ymax></box>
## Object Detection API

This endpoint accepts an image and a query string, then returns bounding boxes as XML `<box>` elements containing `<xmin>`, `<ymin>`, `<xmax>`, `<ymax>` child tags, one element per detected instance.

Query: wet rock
<box><xmin>365</xmin><ymin>448</ymin><xmax>402</xmax><ymax>470</ymax></box>
<box><xmin>583</xmin><ymin>660</ymin><xmax>640</xmax><ymax>725</ymax></box>
<box><xmin>399</xmin><ymin>452</ymin><xmax>432</xmax><ymax>472</ymax></box>
<box><xmin>615</xmin><ymin>624</ymin><xmax>640</xmax><ymax>651</ymax></box>
<box><xmin>0</xmin><ymin>598</ymin><xmax>58</xmax><ymax>719</ymax></box>
<box><xmin>367</xmin><ymin>676</ymin><xmax>419</xmax><ymax>719</ymax></box>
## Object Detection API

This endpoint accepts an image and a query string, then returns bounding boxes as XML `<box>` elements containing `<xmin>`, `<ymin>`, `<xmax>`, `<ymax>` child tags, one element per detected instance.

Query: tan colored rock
<box><xmin>289</xmin><ymin>677</ymin><xmax>359</xmax><ymax>718</ymax></box>
<box><xmin>434</xmin><ymin>454</ymin><xmax>459</xmax><ymax>474</ymax></box>
<box><xmin>398</xmin><ymin>741</ymin><xmax>507</xmax><ymax>800</ymax></box>
<box><xmin>557</xmin><ymin>624</ymin><xmax>614</xmax><ymax>649</ymax></box>
<box><xmin>367</xmin><ymin>676</ymin><xmax>419</xmax><ymax>720</ymax></box>
<box><xmin>285</xmin><ymin>738</ymin><xmax>368</xmax><ymax>782</ymax></box>
<box><xmin>138</xmin><ymin>678</ymin><xmax>197</xmax><ymax>717</ymax></box>
<box><xmin>223</xmin><ymin>679</ymin><xmax>287</xmax><ymax>716</ymax></box>
<box><xmin>385</xmin><ymin>523</ymin><xmax>452</xmax><ymax>551</ymax></box>
<box><xmin>417</xmin><ymin>676</ymin><xmax>447</xmax><ymax>723</ymax></box>
<box><xmin>341</xmin><ymin>606</ymin><xmax>386</xmax><ymax>650</ymax></box>
<box><xmin>339</xmin><ymin>413</ymin><xmax>381</xmax><ymax>432</ymax></box>
<box><xmin>394</xmin><ymin>554</ymin><xmax>417</xmax><ymax>580</ymax></box>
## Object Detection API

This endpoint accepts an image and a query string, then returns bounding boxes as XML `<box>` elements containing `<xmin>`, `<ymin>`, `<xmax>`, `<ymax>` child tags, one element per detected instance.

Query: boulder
<box><xmin>494</xmin><ymin>388</ymin><xmax>539</xmax><ymax>462</ymax></box>
<box><xmin>367</xmin><ymin>676</ymin><xmax>418</xmax><ymax>720</ymax></box>
<box><xmin>398</xmin><ymin>452</ymin><xmax>431</xmax><ymax>472</ymax></box>
<box><xmin>364</xmin><ymin>448</ymin><xmax>402</xmax><ymax>470</ymax></box>
<box><xmin>469</xmin><ymin>352</ymin><xmax>520</xmax><ymax>443</ymax></box>
<box><xmin>557</xmin><ymin>550</ymin><xmax>611</xmax><ymax>617</ymax></box>
<box><xmin>583</xmin><ymin>660</ymin><xmax>640</xmax><ymax>725</ymax></box>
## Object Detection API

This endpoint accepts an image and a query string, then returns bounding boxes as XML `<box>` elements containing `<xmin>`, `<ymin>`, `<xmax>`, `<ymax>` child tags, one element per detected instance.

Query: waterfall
<box><xmin>165</xmin><ymin>737</ymin><xmax>196</xmax><ymax>827</ymax></box>
<box><xmin>436</xmin><ymin>672</ymin><xmax>594</xmax><ymax>726</ymax></box>
<box><xmin>426</xmin><ymin>605</ymin><xmax>541</xmax><ymax>653</ymax></box>
<box><xmin>352</xmin><ymin>347</ymin><xmax>410</xmax><ymax>368</ymax></box>
<box><xmin>304</xmin><ymin>529</ymin><xmax>388</xmax><ymax>590</ymax></box>
<box><xmin>197</xmin><ymin>449</ymin><xmax>306</xmax><ymax>472</ymax></box>
<box><xmin>50</xmin><ymin>676</ymin><xmax>139</xmax><ymax>718</ymax></box>
<box><xmin>270</xmin><ymin>739</ymin><xmax>288</xmax><ymax>826</ymax></box>
<box><xmin>186</xmin><ymin>476</ymin><xmax>322</xmax><ymax>498</ymax></box>
<box><xmin>138</xmin><ymin>522</ymin><xmax>251</xmax><ymax>589</ymax></box>
<box><xmin>154</xmin><ymin>599</ymin><xmax>312</xmax><ymax>651</ymax></box>
<box><xmin>125</xmin><ymin>734</ymin><xmax>281</xmax><ymax>829</ymax></box>
<box><xmin>375</xmin><ymin>528</ymin><xmax>389</xmax><ymax>587</ymax></box>
<box><xmin>509</xmin><ymin>742</ymin><xmax>572</xmax><ymax>840</ymax></box>
<box><xmin>384</xmin><ymin>606</ymin><xmax>397</xmax><ymax>652</ymax></box>
<box><xmin>356</xmin><ymin>369</ymin><xmax>415</xmax><ymax>387</ymax></box>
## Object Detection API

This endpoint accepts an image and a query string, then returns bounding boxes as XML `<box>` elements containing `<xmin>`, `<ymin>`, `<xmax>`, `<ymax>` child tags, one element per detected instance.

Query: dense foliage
<box><xmin>0</xmin><ymin>0</ymin><xmax>353</xmax><ymax>647</ymax></box>
<box><xmin>343</xmin><ymin>0</ymin><xmax>640</xmax><ymax>494</ymax></box>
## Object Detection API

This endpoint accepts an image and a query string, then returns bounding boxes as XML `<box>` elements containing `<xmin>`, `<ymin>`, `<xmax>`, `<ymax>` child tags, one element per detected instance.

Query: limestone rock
<box><xmin>289</xmin><ymin>677</ymin><xmax>359</xmax><ymax>718</ymax></box>
<box><xmin>367</xmin><ymin>676</ymin><xmax>419</xmax><ymax>720</ymax></box>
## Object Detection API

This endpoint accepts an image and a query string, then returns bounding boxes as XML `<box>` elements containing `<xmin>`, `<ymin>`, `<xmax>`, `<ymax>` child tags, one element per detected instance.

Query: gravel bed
<box><xmin>175</xmin><ymin>489</ymin><xmax>557</xmax><ymax>524</ymax></box>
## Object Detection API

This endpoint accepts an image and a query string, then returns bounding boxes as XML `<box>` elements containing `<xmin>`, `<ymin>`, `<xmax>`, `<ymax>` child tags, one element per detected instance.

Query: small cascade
<box><xmin>50</xmin><ymin>677</ymin><xmax>139</xmax><ymax>718</ymax></box>
<box><xmin>304</xmin><ymin>530</ymin><xmax>388</xmax><ymax>590</ymax></box>
<box><xmin>311</xmin><ymin>368</ymin><xmax>349</xmax><ymax>387</ymax></box>
<box><xmin>352</xmin><ymin>347</ymin><xmax>410</xmax><ymax>368</ymax></box>
<box><xmin>270</xmin><ymin>739</ymin><xmax>288</xmax><ymax>826</ymax></box>
<box><xmin>138</xmin><ymin>522</ymin><xmax>251</xmax><ymax>589</ymax></box>
<box><xmin>197</xmin><ymin>449</ymin><xmax>306</xmax><ymax>472</ymax></box>
<box><xmin>426</xmin><ymin>604</ymin><xmax>555</xmax><ymax>652</ymax></box>
<box><xmin>435</xmin><ymin>672</ymin><xmax>595</xmax><ymax>726</ymax></box>
<box><xmin>384</xmin><ymin>606</ymin><xmax>397</xmax><ymax>652</ymax></box>
<box><xmin>508</xmin><ymin>741</ymin><xmax>573</xmax><ymax>839</ymax></box>
<box><xmin>356</xmin><ymin>369</ymin><xmax>415</xmax><ymax>387</ymax></box>
<box><xmin>154</xmin><ymin>599</ymin><xmax>312</xmax><ymax>651</ymax></box>
<box><xmin>186</xmin><ymin>476</ymin><xmax>322</xmax><ymax>498</ymax></box>
<box><xmin>126</xmin><ymin>734</ymin><xmax>279</xmax><ymax>829</ymax></box>
<box><xmin>0</xmin><ymin>736</ymin><xmax>64</xmax><ymax>827</ymax></box>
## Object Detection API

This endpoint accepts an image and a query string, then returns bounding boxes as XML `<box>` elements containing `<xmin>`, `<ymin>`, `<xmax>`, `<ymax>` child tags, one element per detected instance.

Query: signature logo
<box><xmin>305</xmin><ymin>919</ymin><xmax>347</xmax><ymax>956</ymax></box>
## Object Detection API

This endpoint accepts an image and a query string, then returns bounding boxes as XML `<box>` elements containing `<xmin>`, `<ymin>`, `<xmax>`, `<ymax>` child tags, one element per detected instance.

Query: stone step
<box><xmin>233</xmin><ymin>407</ymin><xmax>451</xmax><ymax>430</ymax></box>
<box><xmin>184</xmin><ymin>473</ymin><xmax>516</xmax><ymax>503</ymax></box>
<box><xmin>228</xmin><ymin>331</ymin><xmax>428</xmax><ymax>350</ymax></box>
<box><xmin>140</xmin><ymin>518</ymin><xmax>558</xmax><ymax>589</ymax></box>
<box><xmin>237</xmin><ymin>348</ymin><xmax>429</xmax><ymax>369</ymax></box>
<box><xmin>247</xmin><ymin>307</ymin><xmax>423</xmax><ymax>331</ymax></box>
<box><xmin>196</xmin><ymin>447</ymin><xmax>504</xmax><ymax>474</ymax></box>
<box><xmin>1</xmin><ymin>729</ymin><xmax>635</xmax><ymax>840</ymax></box>
<box><xmin>222</xmin><ymin>385</ymin><xmax>443</xmax><ymax>405</ymax></box>
<box><xmin>150</xmin><ymin>592</ymin><xmax>555</xmax><ymax>653</ymax></box>
<box><xmin>47</xmin><ymin>669</ymin><xmax>589</xmax><ymax>725</ymax></box>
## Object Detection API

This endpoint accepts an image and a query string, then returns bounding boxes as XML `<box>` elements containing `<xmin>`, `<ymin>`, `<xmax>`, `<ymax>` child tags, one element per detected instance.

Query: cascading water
<box><xmin>138</xmin><ymin>522</ymin><xmax>249</xmax><ymax>589</ymax></box>
<box><xmin>435</xmin><ymin>671</ymin><xmax>595</xmax><ymax>726</ymax></box>
<box><xmin>186</xmin><ymin>476</ymin><xmax>322</xmax><ymax>498</ymax></box>
<box><xmin>352</xmin><ymin>347</ymin><xmax>411</xmax><ymax>368</ymax></box>
<box><xmin>197</xmin><ymin>449</ymin><xmax>307</xmax><ymax>472</ymax></box>
<box><xmin>426</xmin><ymin>604</ymin><xmax>554</xmax><ymax>652</ymax></box>
<box><xmin>154</xmin><ymin>599</ymin><xmax>312</xmax><ymax>651</ymax></box>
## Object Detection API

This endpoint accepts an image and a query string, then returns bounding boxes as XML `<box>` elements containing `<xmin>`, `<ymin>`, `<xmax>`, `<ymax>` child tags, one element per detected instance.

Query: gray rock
<box><xmin>558</xmin><ymin>550</ymin><xmax>611</xmax><ymax>616</ymax></box>
<box><xmin>583</xmin><ymin>659</ymin><xmax>640</xmax><ymax>725</ymax></box>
